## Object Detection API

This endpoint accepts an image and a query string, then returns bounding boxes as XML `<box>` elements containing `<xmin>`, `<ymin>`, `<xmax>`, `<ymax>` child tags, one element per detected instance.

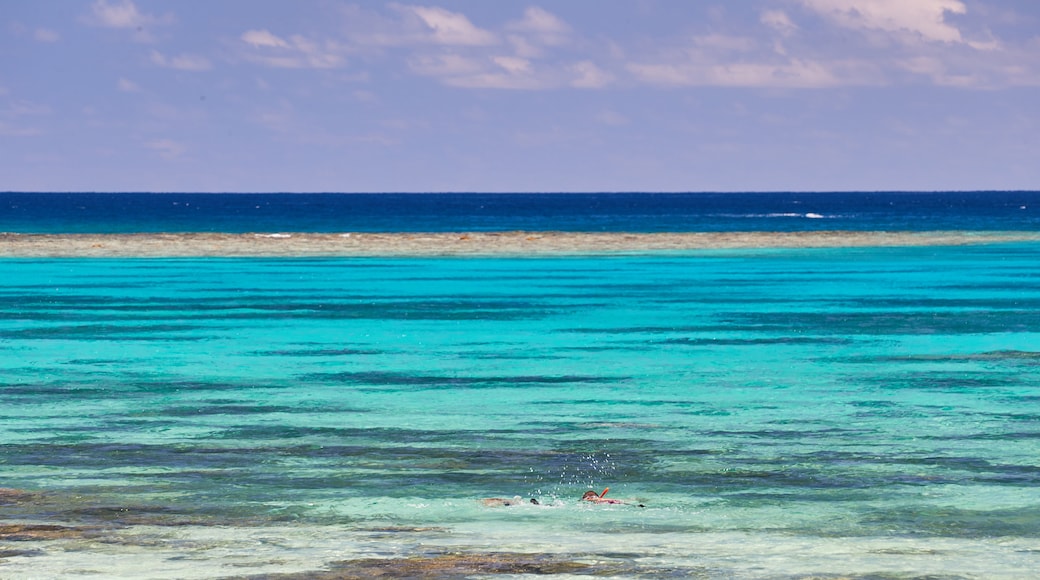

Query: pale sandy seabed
<box><xmin>2</xmin><ymin>231</ymin><xmax>1039</xmax><ymax>257</ymax></box>
<box><xmin>3</xmin><ymin>519</ymin><xmax>1039</xmax><ymax>579</ymax></box>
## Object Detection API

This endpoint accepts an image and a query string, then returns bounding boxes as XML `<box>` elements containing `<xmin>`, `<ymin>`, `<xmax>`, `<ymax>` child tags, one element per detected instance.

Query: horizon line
<box><xmin>3</xmin><ymin>190</ymin><xmax>1039</xmax><ymax>195</ymax></box>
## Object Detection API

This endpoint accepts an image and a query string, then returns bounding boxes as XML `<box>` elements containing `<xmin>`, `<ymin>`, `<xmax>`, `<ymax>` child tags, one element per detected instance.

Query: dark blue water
<box><xmin>3</xmin><ymin>191</ymin><xmax>1039</xmax><ymax>233</ymax></box>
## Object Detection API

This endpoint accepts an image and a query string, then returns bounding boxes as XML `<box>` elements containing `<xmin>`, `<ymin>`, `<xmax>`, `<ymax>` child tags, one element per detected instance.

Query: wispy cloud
<box><xmin>625</xmin><ymin>19</ymin><xmax>857</xmax><ymax>89</ymax></box>
<box><xmin>761</xmin><ymin>10</ymin><xmax>798</xmax><ymax>37</ymax></box>
<box><xmin>85</xmin><ymin>0</ymin><xmax>174</xmax><ymax>41</ymax></box>
<box><xmin>621</xmin><ymin>0</ymin><xmax>1040</xmax><ymax>89</ymax></box>
<box><xmin>397</xmin><ymin>5</ymin><xmax>603</xmax><ymax>90</ymax></box>
<box><xmin>628</xmin><ymin>59</ymin><xmax>850</xmax><ymax>89</ymax></box>
<box><xmin>150</xmin><ymin>50</ymin><xmax>212</xmax><ymax>71</ymax></box>
<box><xmin>408</xmin><ymin>52</ymin><xmax>486</xmax><ymax>77</ymax></box>
<box><xmin>145</xmin><ymin>138</ymin><xmax>186</xmax><ymax>160</ymax></box>
<box><xmin>570</xmin><ymin>61</ymin><xmax>613</xmax><ymax>88</ymax></box>
<box><xmin>416</xmin><ymin>54</ymin><xmax>550</xmax><ymax>90</ymax></box>
<box><xmin>798</xmin><ymin>0</ymin><xmax>968</xmax><ymax>44</ymax></box>
<box><xmin>507</xmin><ymin>6</ymin><xmax>570</xmax><ymax>36</ymax></box>
<box><xmin>0</xmin><ymin>98</ymin><xmax>51</xmax><ymax>137</ymax></box>
<box><xmin>231</xmin><ymin>2</ymin><xmax>1039</xmax><ymax>91</ymax></box>
<box><xmin>398</xmin><ymin>5</ymin><xmax>498</xmax><ymax>46</ymax></box>
<box><xmin>506</xmin><ymin>6</ymin><xmax>571</xmax><ymax>53</ymax></box>
<box><xmin>34</xmin><ymin>28</ymin><xmax>60</xmax><ymax>43</ymax></box>
<box><xmin>242</xmin><ymin>29</ymin><xmax>289</xmax><ymax>49</ymax></box>
<box><xmin>239</xmin><ymin>29</ymin><xmax>345</xmax><ymax>69</ymax></box>
<box><xmin>236</xmin><ymin>4</ymin><xmax>593</xmax><ymax>89</ymax></box>
<box><xmin>2</xmin><ymin>100</ymin><xmax>51</xmax><ymax>116</ymax></box>
<box><xmin>117</xmin><ymin>77</ymin><xmax>141</xmax><ymax>92</ymax></box>
<box><xmin>87</xmin><ymin>0</ymin><xmax>172</xmax><ymax>28</ymax></box>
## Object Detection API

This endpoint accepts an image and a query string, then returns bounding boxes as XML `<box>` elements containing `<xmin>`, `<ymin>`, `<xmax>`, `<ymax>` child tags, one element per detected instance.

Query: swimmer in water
<box><xmin>581</xmin><ymin>488</ymin><xmax>623</xmax><ymax>504</ymax></box>
<box><xmin>481</xmin><ymin>496</ymin><xmax>540</xmax><ymax>507</ymax></box>
<box><xmin>581</xmin><ymin>488</ymin><xmax>644</xmax><ymax>507</ymax></box>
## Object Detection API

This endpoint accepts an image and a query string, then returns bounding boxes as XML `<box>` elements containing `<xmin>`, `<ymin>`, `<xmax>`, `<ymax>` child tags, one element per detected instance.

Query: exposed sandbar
<box><xmin>2</xmin><ymin>231</ymin><xmax>1038</xmax><ymax>257</ymax></box>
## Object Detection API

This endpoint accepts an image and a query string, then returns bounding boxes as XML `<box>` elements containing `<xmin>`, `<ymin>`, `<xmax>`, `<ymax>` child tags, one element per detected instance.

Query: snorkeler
<box><xmin>481</xmin><ymin>496</ymin><xmax>540</xmax><ymax>507</ymax></box>
<box><xmin>581</xmin><ymin>487</ymin><xmax>623</xmax><ymax>504</ymax></box>
<box><xmin>581</xmin><ymin>488</ymin><xmax>644</xmax><ymax>507</ymax></box>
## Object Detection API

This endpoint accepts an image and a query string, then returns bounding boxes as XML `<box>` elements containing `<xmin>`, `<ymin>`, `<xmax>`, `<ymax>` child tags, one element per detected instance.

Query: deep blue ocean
<box><xmin>2</xmin><ymin>192</ymin><xmax>1039</xmax><ymax>579</ymax></box>
<box><xmin>3</xmin><ymin>191</ymin><xmax>1040</xmax><ymax>233</ymax></box>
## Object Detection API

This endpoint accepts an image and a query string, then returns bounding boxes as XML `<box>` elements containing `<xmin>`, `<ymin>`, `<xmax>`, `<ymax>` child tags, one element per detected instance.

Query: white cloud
<box><xmin>410</xmin><ymin>51</ymin><xmax>601</xmax><ymax>90</ymax></box>
<box><xmin>799</xmin><ymin>0</ymin><xmax>967</xmax><ymax>44</ymax></box>
<box><xmin>343</xmin><ymin>4</ymin><xmax>569</xmax><ymax>58</ymax></box>
<box><xmin>87</xmin><ymin>0</ymin><xmax>173</xmax><ymax>30</ymax></box>
<box><xmin>400</xmin><ymin>5</ymin><xmax>497</xmax><ymax>46</ymax></box>
<box><xmin>506</xmin><ymin>5</ymin><xmax>570</xmax><ymax>45</ymax></box>
<box><xmin>146</xmin><ymin>138</ymin><xmax>186</xmax><ymax>160</ymax></box>
<box><xmin>967</xmin><ymin>39</ymin><xmax>1001</xmax><ymax>52</ymax></box>
<box><xmin>443</xmin><ymin>72</ymin><xmax>547</xmax><ymax>90</ymax></box>
<box><xmin>761</xmin><ymin>10</ymin><xmax>798</xmax><ymax>36</ymax></box>
<box><xmin>410</xmin><ymin>53</ymin><xmax>534</xmax><ymax>88</ymax></box>
<box><xmin>693</xmin><ymin>34</ymin><xmax>757</xmax><ymax>52</ymax></box>
<box><xmin>400</xmin><ymin>5</ymin><xmax>586</xmax><ymax>89</ymax></box>
<box><xmin>492</xmin><ymin>55</ymin><xmax>532</xmax><ymax>75</ymax></box>
<box><xmin>227</xmin><ymin>3</ymin><xmax>1038</xmax><ymax>92</ymax></box>
<box><xmin>894</xmin><ymin>45</ymin><xmax>1040</xmax><ymax>87</ymax></box>
<box><xmin>629</xmin><ymin>59</ymin><xmax>847</xmax><ymax>89</ymax></box>
<box><xmin>623</xmin><ymin>18</ymin><xmax>861</xmax><ymax>90</ymax></box>
<box><xmin>412</xmin><ymin>53</ymin><xmax>549</xmax><ymax>90</ymax></box>
<box><xmin>507</xmin><ymin>6</ymin><xmax>569</xmax><ymax>35</ymax></box>
<box><xmin>506</xmin><ymin>34</ymin><xmax>543</xmax><ymax>58</ymax></box>
<box><xmin>239</xmin><ymin>30</ymin><xmax>345</xmax><ymax>69</ymax></box>
<box><xmin>242</xmin><ymin>29</ymin><xmax>290</xmax><ymax>49</ymax></box>
<box><xmin>896</xmin><ymin>55</ymin><xmax>978</xmax><ymax>86</ymax></box>
<box><xmin>34</xmin><ymin>28</ymin><xmax>60</xmax><ymax>43</ymax></box>
<box><xmin>235</xmin><ymin>5</ymin><xmax>591</xmax><ymax>89</ymax></box>
<box><xmin>90</xmin><ymin>0</ymin><xmax>146</xmax><ymax>27</ymax></box>
<box><xmin>231</xmin><ymin>3</ymin><xmax>1040</xmax><ymax>91</ymax></box>
<box><xmin>151</xmin><ymin>50</ymin><xmax>212</xmax><ymax>71</ymax></box>
<box><xmin>504</xmin><ymin>7</ymin><xmax>571</xmax><ymax>57</ymax></box>
<box><xmin>570</xmin><ymin>61</ymin><xmax>612</xmax><ymax>89</ymax></box>
<box><xmin>117</xmin><ymin>77</ymin><xmax>141</xmax><ymax>92</ymax></box>
<box><xmin>616</xmin><ymin>0</ymin><xmax>1038</xmax><ymax>89</ymax></box>
<box><xmin>408</xmin><ymin>52</ymin><xmax>485</xmax><ymax>77</ymax></box>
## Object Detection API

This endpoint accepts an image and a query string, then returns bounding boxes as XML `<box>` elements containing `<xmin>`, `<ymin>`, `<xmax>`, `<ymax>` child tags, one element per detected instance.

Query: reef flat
<box><xmin>3</xmin><ymin>230</ymin><xmax>1038</xmax><ymax>257</ymax></box>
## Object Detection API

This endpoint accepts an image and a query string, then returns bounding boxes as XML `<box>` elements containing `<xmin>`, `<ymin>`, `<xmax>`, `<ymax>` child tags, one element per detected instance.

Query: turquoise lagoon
<box><xmin>2</xmin><ymin>243</ymin><xmax>1040</xmax><ymax>578</ymax></box>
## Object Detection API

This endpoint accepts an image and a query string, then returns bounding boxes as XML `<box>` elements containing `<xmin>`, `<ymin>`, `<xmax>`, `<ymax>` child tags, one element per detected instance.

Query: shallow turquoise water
<box><xmin>2</xmin><ymin>244</ymin><xmax>1040</xmax><ymax>578</ymax></box>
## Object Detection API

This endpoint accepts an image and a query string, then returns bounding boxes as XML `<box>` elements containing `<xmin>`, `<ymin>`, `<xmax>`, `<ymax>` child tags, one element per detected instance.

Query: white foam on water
<box><xmin>710</xmin><ymin>212</ymin><xmax>839</xmax><ymax>219</ymax></box>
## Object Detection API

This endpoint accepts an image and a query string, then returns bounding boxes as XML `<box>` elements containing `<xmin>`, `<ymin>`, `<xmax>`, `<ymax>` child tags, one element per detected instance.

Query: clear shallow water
<box><xmin>2</xmin><ymin>243</ymin><xmax>1040</xmax><ymax>578</ymax></box>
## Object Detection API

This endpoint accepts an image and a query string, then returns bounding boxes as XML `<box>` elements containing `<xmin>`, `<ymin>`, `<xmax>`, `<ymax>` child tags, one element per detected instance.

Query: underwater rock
<box><xmin>232</xmin><ymin>551</ymin><xmax>630</xmax><ymax>578</ymax></box>
<box><xmin>0</xmin><ymin>488</ymin><xmax>37</xmax><ymax>505</ymax></box>
<box><xmin>0</xmin><ymin>524</ymin><xmax>94</xmax><ymax>541</ymax></box>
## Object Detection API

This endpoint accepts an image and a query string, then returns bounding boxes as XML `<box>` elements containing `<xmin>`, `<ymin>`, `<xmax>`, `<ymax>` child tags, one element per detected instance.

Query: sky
<box><xmin>2</xmin><ymin>0</ymin><xmax>1039</xmax><ymax>192</ymax></box>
